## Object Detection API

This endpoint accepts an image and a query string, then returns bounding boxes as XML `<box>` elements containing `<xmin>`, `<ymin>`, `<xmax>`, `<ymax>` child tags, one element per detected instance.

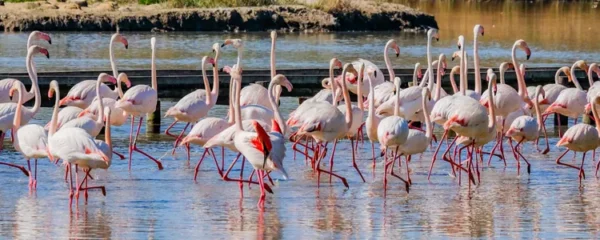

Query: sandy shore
<box><xmin>0</xmin><ymin>1</ymin><xmax>437</xmax><ymax>32</ymax></box>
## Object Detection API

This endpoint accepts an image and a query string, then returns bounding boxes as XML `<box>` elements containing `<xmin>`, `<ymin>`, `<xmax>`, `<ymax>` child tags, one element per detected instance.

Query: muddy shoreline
<box><xmin>0</xmin><ymin>2</ymin><xmax>437</xmax><ymax>32</ymax></box>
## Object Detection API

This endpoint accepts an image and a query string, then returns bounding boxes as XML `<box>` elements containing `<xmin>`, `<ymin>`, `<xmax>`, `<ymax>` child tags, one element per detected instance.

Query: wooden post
<box><xmin>146</xmin><ymin>100</ymin><xmax>161</xmax><ymax>134</ymax></box>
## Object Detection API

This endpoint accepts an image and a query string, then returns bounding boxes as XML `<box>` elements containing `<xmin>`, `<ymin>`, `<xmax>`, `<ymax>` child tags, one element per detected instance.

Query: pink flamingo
<box><xmin>543</xmin><ymin>60</ymin><xmax>589</xmax><ymax>129</ymax></box>
<box><xmin>59</xmin><ymin>33</ymin><xmax>127</xmax><ymax>108</ymax></box>
<box><xmin>0</xmin><ymin>31</ymin><xmax>51</xmax><ymax>104</ymax></box>
<box><xmin>60</xmin><ymin>73</ymin><xmax>116</xmax><ymax>137</ymax></box>
<box><xmin>296</xmin><ymin>63</ymin><xmax>359</xmax><ymax>188</ymax></box>
<box><xmin>506</xmin><ymin>85</ymin><xmax>549</xmax><ymax>174</ymax></box>
<box><xmin>365</xmin><ymin>67</ymin><xmax>383</xmax><ymax>168</ymax></box>
<box><xmin>164</xmin><ymin>43</ymin><xmax>221</xmax><ymax>154</ymax></box>
<box><xmin>0</xmin><ymin>45</ymin><xmax>48</xmax><ymax>151</ymax></box>
<box><xmin>377</xmin><ymin>74</ymin><xmax>409</xmax><ymax>193</ymax></box>
<box><xmin>584</xmin><ymin>63</ymin><xmax>600</xmax><ymax>113</ymax></box>
<box><xmin>11</xmin><ymin>81</ymin><xmax>47</xmax><ymax>190</ymax></box>
<box><xmin>79</xmin><ymin>73</ymin><xmax>132</xmax><ymax>127</ymax></box>
<box><xmin>363</xmin><ymin>39</ymin><xmax>401</xmax><ymax>109</ymax></box>
<box><xmin>555</xmin><ymin>97</ymin><xmax>600</xmax><ymax>186</ymax></box>
<box><xmin>479</xmin><ymin>39</ymin><xmax>533</xmax><ymax>162</ymax></box>
<box><xmin>115</xmin><ymin>37</ymin><xmax>163</xmax><ymax>170</ymax></box>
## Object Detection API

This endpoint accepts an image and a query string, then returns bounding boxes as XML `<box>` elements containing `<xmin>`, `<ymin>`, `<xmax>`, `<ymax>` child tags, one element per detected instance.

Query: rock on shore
<box><xmin>0</xmin><ymin>1</ymin><xmax>437</xmax><ymax>32</ymax></box>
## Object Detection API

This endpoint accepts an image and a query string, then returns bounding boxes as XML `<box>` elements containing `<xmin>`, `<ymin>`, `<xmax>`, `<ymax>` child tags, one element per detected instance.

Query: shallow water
<box><xmin>1</xmin><ymin>97</ymin><xmax>600</xmax><ymax>238</ymax></box>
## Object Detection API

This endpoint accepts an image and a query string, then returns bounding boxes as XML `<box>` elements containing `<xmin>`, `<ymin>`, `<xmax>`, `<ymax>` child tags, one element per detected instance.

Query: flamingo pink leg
<box><xmin>129</xmin><ymin>117</ymin><xmax>164</xmax><ymax>170</ymax></box>
<box><xmin>171</xmin><ymin>122</ymin><xmax>190</xmax><ymax>155</ymax></box>
<box><xmin>113</xmin><ymin>150</ymin><xmax>126</xmax><ymax>160</ymax></box>
<box><xmin>388</xmin><ymin>147</ymin><xmax>409</xmax><ymax>193</ymax></box>
<box><xmin>164</xmin><ymin>120</ymin><xmax>180</xmax><ymax>138</ymax></box>
<box><xmin>221</xmin><ymin>153</ymin><xmax>273</xmax><ymax>195</ymax></box>
<box><xmin>193</xmin><ymin>149</ymin><xmax>209</xmax><ymax>181</ymax></box>
<box><xmin>0</xmin><ymin>161</ymin><xmax>29</xmax><ymax>177</ymax></box>
<box><xmin>350</xmin><ymin>138</ymin><xmax>365</xmax><ymax>182</ymax></box>
<box><xmin>556</xmin><ymin>149</ymin><xmax>586</xmax><ymax>184</ymax></box>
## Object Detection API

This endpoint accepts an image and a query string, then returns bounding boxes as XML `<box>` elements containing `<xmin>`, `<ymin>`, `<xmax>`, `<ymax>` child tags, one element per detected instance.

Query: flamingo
<box><xmin>555</xmin><ymin>97</ymin><xmax>600</xmax><ymax>186</ymax></box>
<box><xmin>0</xmin><ymin>45</ymin><xmax>48</xmax><ymax>151</ymax></box>
<box><xmin>49</xmin><ymin>108</ymin><xmax>111</xmax><ymax>208</ymax></box>
<box><xmin>363</xmin><ymin>39</ymin><xmax>401</xmax><ymax>109</ymax></box>
<box><xmin>377</xmin><ymin>73</ymin><xmax>409</xmax><ymax>193</ymax></box>
<box><xmin>499</xmin><ymin>62</ymin><xmax>515</xmax><ymax>85</ymax></box>
<box><xmin>164</xmin><ymin>43</ymin><xmax>221</xmax><ymax>149</ymax></box>
<box><xmin>505</xmin><ymin>85</ymin><xmax>549</xmax><ymax>175</ymax></box>
<box><xmin>304</xmin><ymin>78</ymin><xmax>341</xmax><ymax>104</ymax></box>
<box><xmin>390</xmin><ymin>87</ymin><xmax>435</xmax><ymax>186</ymax></box>
<box><xmin>584</xmin><ymin>63</ymin><xmax>600</xmax><ymax>113</ymax></box>
<box><xmin>296</xmin><ymin>63</ymin><xmax>359</xmax><ymax>188</ymax></box>
<box><xmin>471</xmin><ymin>24</ymin><xmax>485</xmax><ymax>99</ymax></box>
<box><xmin>10</xmin><ymin>81</ymin><xmax>47</xmax><ymax>189</ymax></box>
<box><xmin>59</xmin><ymin>33</ymin><xmax>127</xmax><ymax>108</ymax></box>
<box><xmin>60</xmin><ymin>73</ymin><xmax>116</xmax><ymax>137</ymax></box>
<box><xmin>543</xmin><ymin>60</ymin><xmax>589</xmax><ymax>127</ymax></box>
<box><xmin>79</xmin><ymin>73</ymin><xmax>132</xmax><ymax>127</ymax></box>
<box><xmin>479</xmin><ymin>39</ymin><xmax>533</xmax><ymax>161</ymax></box>
<box><xmin>115</xmin><ymin>37</ymin><xmax>163</xmax><ymax>170</ymax></box>
<box><xmin>0</xmin><ymin>31</ymin><xmax>51</xmax><ymax>104</ymax></box>
<box><xmin>365</xmin><ymin>67</ymin><xmax>383</xmax><ymax>168</ymax></box>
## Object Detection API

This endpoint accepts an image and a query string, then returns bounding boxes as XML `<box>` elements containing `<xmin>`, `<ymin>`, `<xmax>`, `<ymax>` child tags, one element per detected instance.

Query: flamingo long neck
<box><xmin>500</xmin><ymin>66</ymin><xmax>507</xmax><ymax>85</ymax></box>
<box><xmin>462</xmin><ymin>52</ymin><xmax>469</xmax><ymax>95</ymax></box>
<box><xmin>460</xmin><ymin>45</ymin><xmax>466</xmax><ymax>95</ymax></box>
<box><xmin>110</xmin><ymin>37</ymin><xmax>119</xmax><ymax>79</ymax></box>
<box><xmin>367</xmin><ymin>74</ymin><xmax>375</xmax><ymax>125</ymax></box>
<box><xmin>474</xmin><ymin>34</ymin><xmax>482</xmax><ymax>94</ymax></box>
<box><xmin>105</xmin><ymin>110</ymin><xmax>112</xmax><ymax>153</ymax></box>
<box><xmin>422</xmin><ymin>90</ymin><xmax>432</xmax><ymax>141</ymax></box>
<box><xmin>151</xmin><ymin>42</ymin><xmax>158</xmax><ymax>91</ymax></box>
<box><xmin>211</xmin><ymin>50</ymin><xmax>220</xmax><ymax>99</ymax></box>
<box><xmin>394</xmin><ymin>77</ymin><xmax>401</xmax><ymax>117</ymax></box>
<box><xmin>449</xmin><ymin>68</ymin><xmax>459</xmax><ymax>94</ymax></box>
<box><xmin>12</xmin><ymin>85</ymin><xmax>24</xmax><ymax>131</ymax></box>
<box><xmin>511</xmin><ymin>44</ymin><xmax>527</xmax><ymax>97</ymax></box>
<box><xmin>116</xmin><ymin>76</ymin><xmax>125</xmax><ymax>98</ymax></box>
<box><xmin>426</xmin><ymin>34</ymin><xmax>434</xmax><ymax>91</ymax></box>
<box><xmin>587</xmin><ymin>64</ymin><xmax>596</xmax><ymax>87</ymax></box>
<box><xmin>270</xmin><ymin>35</ymin><xmax>282</xmax><ymax>104</ymax></box>
<box><xmin>570</xmin><ymin>62</ymin><xmax>583</xmax><ymax>90</ymax></box>
<box><xmin>434</xmin><ymin>55</ymin><xmax>443</xmax><ymax>101</ymax></box>
<box><xmin>357</xmin><ymin>69</ymin><xmax>364</xmax><ymax>111</ymax></box>
<box><xmin>25</xmin><ymin>50</ymin><xmax>41</xmax><ymax>116</ymax></box>
<box><xmin>592</xmin><ymin>101</ymin><xmax>600</xmax><ymax>134</ymax></box>
<box><xmin>412</xmin><ymin>64</ymin><xmax>419</xmax><ymax>86</ymax></box>
<box><xmin>384</xmin><ymin>42</ymin><xmax>395</xmax><ymax>82</ymax></box>
<box><xmin>26</xmin><ymin>34</ymin><xmax>36</xmax><ymax>97</ymax></box>
<box><xmin>227</xmin><ymin>77</ymin><xmax>234</xmax><ymax>124</ymax></box>
<box><xmin>487</xmin><ymin>79</ymin><xmax>496</xmax><ymax>132</ymax></box>
<box><xmin>340</xmin><ymin>68</ymin><xmax>353</xmax><ymax>128</ymax></box>
<box><xmin>233</xmin><ymin>77</ymin><xmax>243</xmax><ymax>131</ymax></box>
<box><xmin>329</xmin><ymin>62</ymin><xmax>338</xmax><ymax>107</ymax></box>
<box><xmin>95</xmin><ymin>78</ymin><xmax>105</xmax><ymax>125</ymax></box>
<box><xmin>49</xmin><ymin>85</ymin><xmax>60</xmax><ymax>137</ymax></box>
<box><xmin>267</xmin><ymin>80</ymin><xmax>286</xmax><ymax>135</ymax></box>
<box><xmin>201</xmin><ymin>59</ymin><xmax>212</xmax><ymax>105</ymax></box>
<box><xmin>236</xmin><ymin>46</ymin><xmax>243</xmax><ymax>72</ymax></box>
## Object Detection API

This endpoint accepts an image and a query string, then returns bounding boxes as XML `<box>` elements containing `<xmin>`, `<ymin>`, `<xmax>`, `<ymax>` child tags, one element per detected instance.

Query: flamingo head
<box><xmin>29</xmin><ymin>45</ymin><xmax>49</xmax><ymax>59</ymax></box>
<box><xmin>474</xmin><ymin>24</ymin><xmax>484</xmax><ymax>36</ymax></box>
<box><xmin>211</xmin><ymin>42</ymin><xmax>221</xmax><ymax>56</ymax></box>
<box><xmin>439</xmin><ymin>54</ymin><xmax>447</xmax><ymax>76</ymax></box>
<box><xmin>367</xmin><ymin>67</ymin><xmax>378</xmax><ymax>80</ymax></box>
<box><xmin>250</xmin><ymin>121</ymin><xmax>272</xmax><ymax>168</ymax></box>
<box><xmin>117</xmin><ymin>73</ymin><xmax>132</xmax><ymax>88</ymax></box>
<box><xmin>221</xmin><ymin>39</ymin><xmax>243</xmax><ymax>49</ymax></box>
<box><xmin>451</xmin><ymin>51</ymin><xmax>461</xmax><ymax>61</ymax></box>
<box><xmin>98</xmin><ymin>73</ymin><xmax>117</xmax><ymax>85</ymax></box>
<box><xmin>499</xmin><ymin>62</ymin><xmax>514</xmax><ymax>74</ymax></box>
<box><xmin>457</xmin><ymin>35</ymin><xmax>464</xmax><ymax>50</ymax></box>
<box><xmin>575</xmin><ymin>60</ymin><xmax>589</xmax><ymax>75</ymax></box>
<box><xmin>450</xmin><ymin>65</ymin><xmax>461</xmax><ymax>76</ymax></box>
<box><xmin>486</xmin><ymin>69</ymin><xmax>498</xmax><ymax>92</ymax></box>
<box><xmin>515</xmin><ymin>39</ymin><xmax>531</xmax><ymax>60</ymax></box>
<box><xmin>150</xmin><ymin>37</ymin><xmax>156</xmax><ymax>50</ymax></box>
<box><xmin>585</xmin><ymin>103</ymin><xmax>591</xmax><ymax>113</ymax></box>
<box><xmin>330</xmin><ymin>58</ymin><xmax>343</xmax><ymax>70</ymax></box>
<box><xmin>386</xmin><ymin>39</ymin><xmax>400</xmax><ymax>57</ymax></box>
<box><xmin>272</xmin><ymin>74</ymin><xmax>293</xmax><ymax>92</ymax></box>
<box><xmin>112</xmin><ymin>33</ymin><xmax>128</xmax><ymax>49</ymax></box>
<box><xmin>32</xmin><ymin>31</ymin><xmax>52</xmax><ymax>44</ymax></box>
<box><xmin>428</xmin><ymin>28</ymin><xmax>440</xmax><ymax>42</ymax></box>
<box><xmin>202</xmin><ymin>56</ymin><xmax>216</xmax><ymax>68</ymax></box>
<box><xmin>414</xmin><ymin>62</ymin><xmax>422</xmax><ymax>78</ymax></box>
<box><xmin>9</xmin><ymin>81</ymin><xmax>24</xmax><ymax>99</ymax></box>
<box><xmin>270</xmin><ymin>30</ymin><xmax>277</xmax><ymax>39</ymax></box>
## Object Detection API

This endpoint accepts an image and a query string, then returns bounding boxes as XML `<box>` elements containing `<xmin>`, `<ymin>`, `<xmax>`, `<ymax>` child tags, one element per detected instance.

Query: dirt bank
<box><xmin>0</xmin><ymin>1</ymin><xmax>437</xmax><ymax>32</ymax></box>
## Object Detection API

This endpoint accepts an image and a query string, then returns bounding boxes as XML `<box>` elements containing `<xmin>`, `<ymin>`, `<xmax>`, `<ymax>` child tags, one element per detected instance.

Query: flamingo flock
<box><xmin>1</xmin><ymin>27</ymin><xmax>600</xmax><ymax>210</ymax></box>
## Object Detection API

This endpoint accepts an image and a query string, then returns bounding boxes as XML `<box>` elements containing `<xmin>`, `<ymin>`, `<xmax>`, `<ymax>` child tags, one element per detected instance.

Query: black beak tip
<box><xmin>221</xmin><ymin>43</ymin><xmax>226</xmax><ymax>47</ymax></box>
<box><xmin>451</xmin><ymin>57</ymin><xmax>455</xmax><ymax>61</ymax></box>
<box><xmin>212</xmin><ymin>64</ymin><xmax>215</xmax><ymax>68</ymax></box>
<box><xmin>481</xmin><ymin>32</ymin><xmax>484</xmax><ymax>36</ymax></box>
<box><xmin>457</xmin><ymin>45</ymin><xmax>461</xmax><ymax>50</ymax></box>
<box><xmin>46</xmin><ymin>54</ymin><xmax>50</xmax><ymax>59</ymax></box>
<box><xmin>526</xmin><ymin>55</ymin><xmax>531</xmax><ymax>60</ymax></box>
<box><xmin>125</xmin><ymin>45</ymin><xmax>129</xmax><ymax>49</ymax></box>
<box><xmin>395</xmin><ymin>53</ymin><xmax>399</xmax><ymax>57</ymax></box>
<box><xmin>436</xmin><ymin>38</ymin><xmax>439</xmax><ymax>42</ymax></box>
<box><xmin>48</xmin><ymin>40</ymin><xmax>52</xmax><ymax>45</ymax></box>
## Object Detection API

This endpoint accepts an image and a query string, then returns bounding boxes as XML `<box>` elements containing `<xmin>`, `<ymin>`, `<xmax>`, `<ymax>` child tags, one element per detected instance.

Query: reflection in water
<box><xmin>0</xmin><ymin>100</ymin><xmax>600</xmax><ymax>238</ymax></box>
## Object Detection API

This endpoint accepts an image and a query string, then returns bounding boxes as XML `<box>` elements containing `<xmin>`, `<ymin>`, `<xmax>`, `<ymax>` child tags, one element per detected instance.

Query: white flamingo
<box><xmin>115</xmin><ymin>37</ymin><xmax>163</xmax><ymax>170</ymax></box>
<box><xmin>363</xmin><ymin>39</ymin><xmax>401</xmax><ymax>109</ymax></box>
<box><xmin>59</xmin><ymin>33</ymin><xmax>127</xmax><ymax>108</ymax></box>
<box><xmin>164</xmin><ymin>44</ymin><xmax>221</xmax><ymax>148</ymax></box>
<box><xmin>543</xmin><ymin>60</ymin><xmax>589</xmax><ymax>126</ymax></box>
<box><xmin>555</xmin><ymin>97</ymin><xmax>600</xmax><ymax>186</ymax></box>
<box><xmin>0</xmin><ymin>31</ymin><xmax>51</xmax><ymax>104</ymax></box>
<box><xmin>11</xmin><ymin>81</ymin><xmax>48</xmax><ymax>190</ymax></box>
